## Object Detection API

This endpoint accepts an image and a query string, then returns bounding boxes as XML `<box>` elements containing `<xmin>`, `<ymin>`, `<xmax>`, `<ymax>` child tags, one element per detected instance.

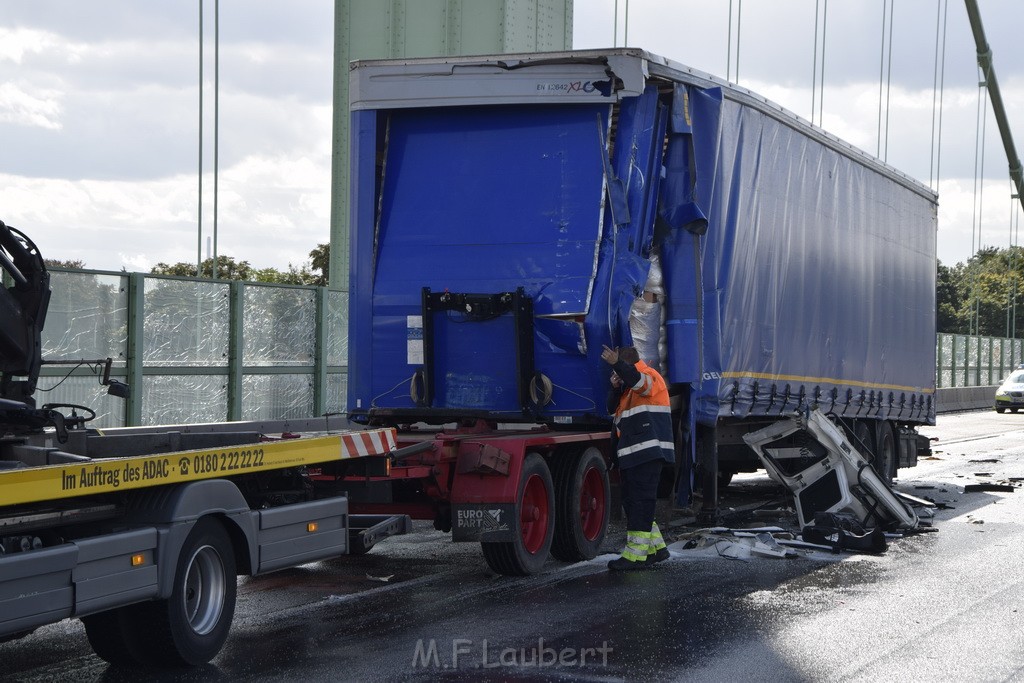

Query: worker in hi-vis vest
<box><xmin>601</xmin><ymin>345</ymin><xmax>675</xmax><ymax>570</ymax></box>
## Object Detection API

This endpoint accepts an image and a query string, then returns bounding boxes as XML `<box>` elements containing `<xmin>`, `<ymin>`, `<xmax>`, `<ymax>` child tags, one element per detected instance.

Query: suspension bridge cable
<box><xmin>876</xmin><ymin>0</ymin><xmax>888</xmax><ymax>157</ymax></box>
<box><xmin>929</xmin><ymin>0</ymin><xmax>943</xmax><ymax>187</ymax></box>
<box><xmin>818</xmin><ymin>0</ymin><xmax>827</xmax><ymax>126</ymax></box>
<box><xmin>970</xmin><ymin>63</ymin><xmax>990</xmax><ymax>336</ymax></box>
<box><xmin>883</xmin><ymin>0</ymin><xmax>895</xmax><ymax>162</ymax></box>
<box><xmin>969</xmin><ymin>83</ymin><xmax>982</xmax><ymax>335</ymax></box>
<box><xmin>613</xmin><ymin>0</ymin><xmax>618</xmax><ymax>47</ymax></box>
<box><xmin>1008</xmin><ymin>187</ymin><xmax>1017</xmax><ymax>338</ymax></box>
<box><xmin>624</xmin><ymin>0</ymin><xmax>630</xmax><ymax>46</ymax></box>
<box><xmin>1014</xmin><ymin>200</ymin><xmax>1021</xmax><ymax>339</ymax></box>
<box><xmin>198</xmin><ymin>0</ymin><xmax>203</xmax><ymax>274</ymax></box>
<box><xmin>812</xmin><ymin>0</ymin><xmax>820</xmax><ymax>124</ymax></box>
<box><xmin>735</xmin><ymin>0</ymin><xmax>742</xmax><ymax>83</ymax></box>
<box><xmin>934</xmin><ymin>0</ymin><xmax>949</xmax><ymax>188</ymax></box>
<box><xmin>726</xmin><ymin>0</ymin><xmax>733</xmax><ymax>80</ymax></box>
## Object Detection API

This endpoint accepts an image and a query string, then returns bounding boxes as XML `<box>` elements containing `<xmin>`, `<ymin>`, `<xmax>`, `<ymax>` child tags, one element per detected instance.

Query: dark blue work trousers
<box><xmin>619</xmin><ymin>458</ymin><xmax>662</xmax><ymax>532</ymax></box>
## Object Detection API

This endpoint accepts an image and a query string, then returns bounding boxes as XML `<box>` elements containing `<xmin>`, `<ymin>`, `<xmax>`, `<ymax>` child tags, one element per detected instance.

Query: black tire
<box><xmin>1012</xmin><ymin>408</ymin><xmax>1020</xmax><ymax>414</ymax></box>
<box><xmin>851</xmin><ymin>420</ymin><xmax>875</xmax><ymax>461</ymax></box>
<box><xmin>133</xmin><ymin>518</ymin><xmax>237</xmax><ymax>666</ymax></box>
<box><xmin>481</xmin><ymin>453</ymin><xmax>554</xmax><ymax>576</ymax></box>
<box><xmin>996</xmin><ymin>407</ymin><xmax>1007</xmax><ymax>413</ymax></box>
<box><xmin>82</xmin><ymin>608</ymin><xmax>145</xmax><ymax>666</ymax></box>
<box><xmin>550</xmin><ymin>447</ymin><xmax>609</xmax><ymax>562</ymax></box>
<box><xmin>873</xmin><ymin>421</ymin><xmax>897</xmax><ymax>484</ymax></box>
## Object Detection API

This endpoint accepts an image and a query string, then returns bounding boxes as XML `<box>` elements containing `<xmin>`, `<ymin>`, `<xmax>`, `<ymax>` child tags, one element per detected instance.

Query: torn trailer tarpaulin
<box><xmin>742</xmin><ymin>409</ymin><xmax>920</xmax><ymax>530</ymax></box>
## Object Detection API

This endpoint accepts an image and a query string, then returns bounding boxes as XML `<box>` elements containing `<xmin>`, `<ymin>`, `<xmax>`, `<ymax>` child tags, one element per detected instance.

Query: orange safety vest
<box><xmin>613</xmin><ymin>360</ymin><xmax>675</xmax><ymax>469</ymax></box>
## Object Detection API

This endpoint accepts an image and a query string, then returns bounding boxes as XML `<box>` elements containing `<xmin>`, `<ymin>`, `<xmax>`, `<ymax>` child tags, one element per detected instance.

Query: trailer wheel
<box><xmin>138</xmin><ymin>518</ymin><xmax>237</xmax><ymax>666</ymax></box>
<box><xmin>481</xmin><ymin>453</ymin><xmax>554</xmax><ymax>575</ymax></box>
<box><xmin>851</xmin><ymin>420</ymin><xmax>875</xmax><ymax>461</ymax></box>
<box><xmin>874</xmin><ymin>422</ymin><xmax>897</xmax><ymax>484</ymax></box>
<box><xmin>550</xmin><ymin>447</ymin><xmax>609</xmax><ymax>562</ymax></box>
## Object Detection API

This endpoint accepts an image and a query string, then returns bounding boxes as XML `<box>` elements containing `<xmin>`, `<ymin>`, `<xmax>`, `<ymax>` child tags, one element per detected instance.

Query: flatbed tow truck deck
<box><xmin>0</xmin><ymin>415</ymin><xmax>408</xmax><ymax>666</ymax></box>
<box><xmin>0</xmin><ymin>218</ymin><xmax>421</xmax><ymax>666</ymax></box>
<box><xmin>0</xmin><ymin>420</ymin><xmax>397</xmax><ymax>507</ymax></box>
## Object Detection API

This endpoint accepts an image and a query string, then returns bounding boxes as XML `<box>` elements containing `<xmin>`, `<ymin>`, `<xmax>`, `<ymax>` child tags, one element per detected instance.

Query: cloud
<box><xmin>0</xmin><ymin>135</ymin><xmax>331</xmax><ymax>274</ymax></box>
<box><xmin>0</xmin><ymin>82</ymin><xmax>63</xmax><ymax>129</ymax></box>
<box><xmin>0</xmin><ymin>26</ymin><xmax>70</xmax><ymax>64</ymax></box>
<box><xmin>3</xmin><ymin>0</ymin><xmax>1023</xmax><ymax>274</ymax></box>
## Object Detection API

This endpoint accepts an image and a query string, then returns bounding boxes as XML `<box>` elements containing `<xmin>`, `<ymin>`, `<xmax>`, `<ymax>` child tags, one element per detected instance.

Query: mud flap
<box><xmin>451</xmin><ymin>503</ymin><xmax>516</xmax><ymax>542</ymax></box>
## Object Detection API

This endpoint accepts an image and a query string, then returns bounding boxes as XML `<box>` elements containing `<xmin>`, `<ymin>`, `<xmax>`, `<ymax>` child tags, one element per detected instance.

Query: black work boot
<box><xmin>645</xmin><ymin>548</ymin><xmax>670</xmax><ymax>564</ymax></box>
<box><xmin>607</xmin><ymin>556</ymin><xmax>650</xmax><ymax>571</ymax></box>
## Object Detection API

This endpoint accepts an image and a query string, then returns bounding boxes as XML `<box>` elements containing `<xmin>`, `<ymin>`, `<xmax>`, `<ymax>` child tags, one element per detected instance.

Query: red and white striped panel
<box><xmin>338</xmin><ymin>428</ymin><xmax>398</xmax><ymax>458</ymax></box>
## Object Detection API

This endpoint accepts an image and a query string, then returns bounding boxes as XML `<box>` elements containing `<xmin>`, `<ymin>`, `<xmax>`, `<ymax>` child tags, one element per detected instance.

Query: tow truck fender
<box><xmin>124</xmin><ymin>479</ymin><xmax>257</xmax><ymax>597</ymax></box>
<box><xmin>127</xmin><ymin>479</ymin><xmax>351</xmax><ymax>594</ymax></box>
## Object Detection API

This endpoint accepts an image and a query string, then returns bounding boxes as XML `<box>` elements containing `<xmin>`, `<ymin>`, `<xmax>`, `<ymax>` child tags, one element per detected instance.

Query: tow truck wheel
<box><xmin>83</xmin><ymin>608</ymin><xmax>146</xmax><ymax>665</ymax></box>
<box><xmin>550</xmin><ymin>447</ymin><xmax>609</xmax><ymax>562</ymax></box>
<box><xmin>481</xmin><ymin>452</ymin><xmax>554</xmax><ymax>575</ymax></box>
<box><xmin>874</xmin><ymin>421</ymin><xmax>897</xmax><ymax>484</ymax></box>
<box><xmin>138</xmin><ymin>518</ymin><xmax>237</xmax><ymax>666</ymax></box>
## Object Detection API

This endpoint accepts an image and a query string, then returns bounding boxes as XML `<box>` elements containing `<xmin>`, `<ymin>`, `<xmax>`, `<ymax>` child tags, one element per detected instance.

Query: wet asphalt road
<box><xmin>6</xmin><ymin>410</ymin><xmax>1024</xmax><ymax>682</ymax></box>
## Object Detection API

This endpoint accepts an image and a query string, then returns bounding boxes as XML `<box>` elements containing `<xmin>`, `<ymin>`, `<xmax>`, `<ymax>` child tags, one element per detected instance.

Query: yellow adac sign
<box><xmin>0</xmin><ymin>429</ymin><xmax>396</xmax><ymax>508</ymax></box>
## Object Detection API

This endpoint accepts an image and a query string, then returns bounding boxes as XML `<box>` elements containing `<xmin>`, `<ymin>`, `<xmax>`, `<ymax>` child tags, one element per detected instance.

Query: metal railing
<box><xmin>32</xmin><ymin>269</ymin><xmax>1013</xmax><ymax>428</ymax></box>
<box><xmin>37</xmin><ymin>269</ymin><xmax>347</xmax><ymax>429</ymax></box>
<box><xmin>936</xmin><ymin>333</ymin><xmax>1023</xmax><ymax>388</ymax></box>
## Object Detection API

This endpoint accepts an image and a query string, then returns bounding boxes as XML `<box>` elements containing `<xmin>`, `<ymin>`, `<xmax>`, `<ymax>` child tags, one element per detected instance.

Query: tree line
<box><xmin>149</xmin><ymin>243</ymin><xmax>330</xmax><ymax>286</ymax></box>
<box><xmin>48</xmin><ymin>242</ymin><xmax>1024</xmax><ymax>338</ymax></box>
<box><xmin>939</xmin><ymin>246</ymin><xmax>1024</xmax><ymax>338</ymax></box>
<box><xmin>46</xmin><ymin>244</ymin><xmax>331</xmax><ymax>287</ymax></box>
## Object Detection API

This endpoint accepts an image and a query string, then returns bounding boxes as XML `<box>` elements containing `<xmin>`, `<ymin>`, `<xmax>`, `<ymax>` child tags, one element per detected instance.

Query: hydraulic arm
<box><xmin>0</xmin><ymin>219</ymin><xmax>51</xmax><ymax>408</ymax></box>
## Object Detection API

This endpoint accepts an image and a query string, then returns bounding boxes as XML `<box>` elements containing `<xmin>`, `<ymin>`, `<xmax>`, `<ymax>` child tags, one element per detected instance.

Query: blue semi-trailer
<box><xmin>345</xmin><ymin>48</ymin><xmax>936</xmax><ymax>532</ymax></box>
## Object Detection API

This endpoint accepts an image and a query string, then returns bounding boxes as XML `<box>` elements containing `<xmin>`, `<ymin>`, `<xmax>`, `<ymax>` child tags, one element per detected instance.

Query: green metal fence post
<box><xmin>950</xmin><ymin>335</ymin><xmax>957</xmax><ymax>387</ymax></box>
<box><xmin>978</xmin><ymin>336</ymin><xmax>984</xmax><ymax>384</ymax></box>
<box><xmin>227</xmin><ymin>281</ymin><xmax>244</xmax><ymax>420</ymax></box>
<box><xmin>313</xmin><ymin>287</ymin><xmax>328</xmax><ymax>416</ymax></box>
<box><xmin>936</xmin><ymin>334</ymin><xmax>944</xmax><ymax>388</ymax></box>
<box><xmin>126</xmin><ymin>273</ymin><xmax>144</xmax><ymax>426</ymax></box>
<box><xmin>988</xmin><ymin>337</ymin><xmax>994</xmax><ymax>385</ymax></box>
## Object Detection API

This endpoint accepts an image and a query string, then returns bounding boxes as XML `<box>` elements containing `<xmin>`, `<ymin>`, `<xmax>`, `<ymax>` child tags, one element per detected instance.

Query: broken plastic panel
<box><xmin>742</xmin><ymin>409</ymin><xmax>918</xmax><ymax>530</ymax></box>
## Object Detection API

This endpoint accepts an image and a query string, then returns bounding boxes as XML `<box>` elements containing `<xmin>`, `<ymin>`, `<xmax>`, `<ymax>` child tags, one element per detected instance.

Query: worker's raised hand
<box><xmin>601</xmin><ymin>345</ymin><xmax>618</xmax><ymax>365</ymax></box>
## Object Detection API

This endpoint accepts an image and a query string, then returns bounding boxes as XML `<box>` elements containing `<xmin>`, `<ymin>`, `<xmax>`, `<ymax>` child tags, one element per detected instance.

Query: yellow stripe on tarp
<box><xmin>0</xmin><ymin>429</ymin><xmax>396</xmax><ymax>508</ymax></box>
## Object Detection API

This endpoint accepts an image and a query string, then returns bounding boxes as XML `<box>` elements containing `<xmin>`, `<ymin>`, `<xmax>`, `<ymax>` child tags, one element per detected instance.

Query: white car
<box><xmin>994</xmin><ymin>369</ymin><xmax>1024</xmax><ymax>413</ymax></box>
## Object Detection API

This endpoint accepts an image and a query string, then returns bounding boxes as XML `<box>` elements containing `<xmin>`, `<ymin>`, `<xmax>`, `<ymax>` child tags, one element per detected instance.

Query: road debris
<box><xmin>742</xmin><ymin>409</ymin><xmax>921</xmax><ymax>530</ymax></box>
<box><xmin>963</xmin><ymin>483</ymin><xmax>1017</xmax><ymax>493</ymax></box>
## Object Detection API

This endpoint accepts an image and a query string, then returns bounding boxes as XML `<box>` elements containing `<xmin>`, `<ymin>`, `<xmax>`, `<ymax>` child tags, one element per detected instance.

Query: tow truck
<box><xmin>0</xmin><ymin>219</ymin><xmax>409</xmax><ymax>666</ymax></box>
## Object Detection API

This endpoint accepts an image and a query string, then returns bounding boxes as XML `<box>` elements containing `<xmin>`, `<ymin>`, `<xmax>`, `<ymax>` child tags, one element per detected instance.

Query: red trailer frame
<box><xmin>312</xmin><ymin>420</ymin><xmax>613</xmax><ymax>575</ymax></box>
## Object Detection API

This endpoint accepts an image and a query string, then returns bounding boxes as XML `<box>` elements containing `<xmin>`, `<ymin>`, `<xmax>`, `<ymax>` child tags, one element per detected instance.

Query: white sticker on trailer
<box><xmin>407</xmin><ymin>315</ymin><xmax>423</xmax><ymax>364</ymax></box>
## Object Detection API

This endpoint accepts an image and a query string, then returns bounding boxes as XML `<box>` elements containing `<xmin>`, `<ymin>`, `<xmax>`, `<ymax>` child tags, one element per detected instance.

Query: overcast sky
<box><xmin>2</xmin><ymin>1</ymin><xmax>1023</xmax><ymax>273</ymax></box>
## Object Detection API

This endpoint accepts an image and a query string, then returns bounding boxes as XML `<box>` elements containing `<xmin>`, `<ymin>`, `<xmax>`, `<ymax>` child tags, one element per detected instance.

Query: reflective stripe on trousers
<box><xmin>618</xmin><ymin>524</ymin><xmax>667</xmax><ymax>561</ymax></box>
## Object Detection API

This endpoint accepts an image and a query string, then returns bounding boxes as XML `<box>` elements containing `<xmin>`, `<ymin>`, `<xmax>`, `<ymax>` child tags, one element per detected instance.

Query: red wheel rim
<box><xmin>579</xmin><ymin>465</ymin><xmax>606</xmax><ymax>541</ymax></box>
<box><xmin>520</xmin><ymin>473</ymin><xmax>549</xmax><ymax>554</ymax></box>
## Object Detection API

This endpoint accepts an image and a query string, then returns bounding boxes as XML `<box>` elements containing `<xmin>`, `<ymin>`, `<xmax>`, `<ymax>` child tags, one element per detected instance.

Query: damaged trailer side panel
<box><xmin>346</xmin><ymin>48</ymin><xmax>937</xmax><ymax>475</ymax></box>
